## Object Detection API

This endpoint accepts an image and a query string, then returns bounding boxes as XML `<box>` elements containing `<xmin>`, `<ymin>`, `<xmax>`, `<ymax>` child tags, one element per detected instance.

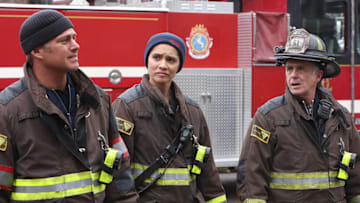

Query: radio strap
<box><xmin>135</xmin><ymin>125</ymin><xmax>193</xmax><ymax>194</ymax></box>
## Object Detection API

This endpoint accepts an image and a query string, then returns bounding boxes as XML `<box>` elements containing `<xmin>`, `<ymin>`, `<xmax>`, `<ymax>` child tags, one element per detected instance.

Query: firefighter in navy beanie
<box><xmin>0</xmin><ymin>9</ymin><xmax>138</xmax><ymax>202</ymax></box>
<box><xmin>112</xmin><ymin>32</ymin><xmax>227</xmax><ymax>202</ymax></box>
<box><xmin>144</xmin><ymin>32</ymin><xmax>186</xmax><ymax>72</ymax></box>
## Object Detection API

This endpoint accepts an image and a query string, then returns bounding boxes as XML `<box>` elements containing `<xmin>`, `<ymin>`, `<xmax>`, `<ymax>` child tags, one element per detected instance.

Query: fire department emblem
<box><xmin>116</xmin><ymin>117</ymin><xmax>134</xmax><ymax>136</ymax></box>
<box><xmin>321</xmin><ymin>78</ymin><xmax>333</xmax><ymax>92</ymax></box>
<box><xmin>186</xmin><ymin>24</ymin><xmax>213</xmax><ymax>59</ymax></box>
<box><xmin>0</xmin><ymin>134</ymin><xmax>7</xmax><ymax>151</ymax></box>
<box><xmin>251</xmin><ymin>124</ymin><xmax>271</xmax><ymax>144</ymax></box>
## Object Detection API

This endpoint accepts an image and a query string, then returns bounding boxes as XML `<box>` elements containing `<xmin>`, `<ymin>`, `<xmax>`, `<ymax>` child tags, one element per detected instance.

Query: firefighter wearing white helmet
<box><xmin>236</xmin><ymin>28</ymin><xmax>360</xmax><ymax>202</ymax></box>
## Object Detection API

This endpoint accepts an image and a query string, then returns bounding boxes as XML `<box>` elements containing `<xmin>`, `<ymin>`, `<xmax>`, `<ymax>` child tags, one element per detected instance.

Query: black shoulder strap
<box><xmin>135</xmin><ymin>125</ymin><xmax>193</xmax><ymax>194</ymax></box>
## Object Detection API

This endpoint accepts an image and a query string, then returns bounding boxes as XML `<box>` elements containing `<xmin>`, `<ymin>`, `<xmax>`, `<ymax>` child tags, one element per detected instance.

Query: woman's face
<box><xmin>147</xmin><ymin>44</ymin><xmax>180</xmax><ymax>89</ymax></box>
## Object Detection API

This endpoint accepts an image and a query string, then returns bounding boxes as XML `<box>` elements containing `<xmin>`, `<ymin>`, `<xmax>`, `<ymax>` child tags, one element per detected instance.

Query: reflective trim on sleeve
<box><xmin>243</xmin><ymin>199</ymin><xmax>266</xmax><ymax>203</ymax></box>
<box><xmin>206</xmin><ymin>194</ymin><xmax>227</xmax><ymax>203</ymax></box>
<box><xmin>270</xmin><ymin>171</ymin><xmax>345</xmax><ymax>190</ymax></box>
<box><xmin>351</xmin><ymin>195</ymin><xmax>360</xmax><ymax>203</ymax></box>
<box><xmin>131</xmin><ymin>163</ymin><xmax>194</xmax><ymax>186</ymax></box>
<box><xmin>10</xmin><ymin>171</ymin><xmax>106</xmax><ymax>201</ymax></box>
<box><xmin>110</xmin><ymin>136</ymin><xmax>129</xmax><ymax>158</ymax></box>
<box><xmin>0</xmin><ymin>165</ymin><xmax>14</xmax><ymax>190</ymax></box>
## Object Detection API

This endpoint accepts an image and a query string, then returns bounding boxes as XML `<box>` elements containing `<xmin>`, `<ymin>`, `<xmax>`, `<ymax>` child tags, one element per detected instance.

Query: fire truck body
<box><xmin>0</xmin><ymin>0</ymin><xmax>359</xmax><ymax>168</ymax></box>
<box><xmin>0</xmin><ymin>3</ymin><xmax>243</xmax><ymax>167</ymax></box>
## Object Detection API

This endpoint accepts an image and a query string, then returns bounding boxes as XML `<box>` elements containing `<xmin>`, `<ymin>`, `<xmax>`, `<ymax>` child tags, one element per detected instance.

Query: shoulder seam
<box><xmin>118</xmin><ymin>84</ymin><xmax>147</xmax><ymax>104</ymax></box>
<box><xmin>258</xmin><ymin>95</ymin><xmax>286</xmax><ymax>115</ymax></box>
<box><xmin>0</xmin><ymin>78</ymin><xmax>27</xmax><ymax>105</ymax></box>
<box><xmin>94</xmin><ymin>84</ymin><xmax>104</xmax><ymax>97</ymax></box>
<box><xmin>184</xmin><ymin>95</ymin><xmax>199</xmax><ymax>107</ymax></box>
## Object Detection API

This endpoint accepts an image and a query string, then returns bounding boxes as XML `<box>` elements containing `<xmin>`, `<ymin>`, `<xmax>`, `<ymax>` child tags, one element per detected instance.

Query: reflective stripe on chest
<box><xmin>270</xmin><ymin>171</ymin><xmax>345</xmax><ymax>190</ymax></box>
<box><xmin>11</xmin><ymin>171</ymin><xmax>106</xmax><ymax>201</ymax></box>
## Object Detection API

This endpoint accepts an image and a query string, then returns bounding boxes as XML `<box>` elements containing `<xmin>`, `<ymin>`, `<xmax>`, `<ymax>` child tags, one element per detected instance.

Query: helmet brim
<box><xmin>275</xmin><ymin>53</ymin><xmax>341</xmax><ymax>78</ymax></box>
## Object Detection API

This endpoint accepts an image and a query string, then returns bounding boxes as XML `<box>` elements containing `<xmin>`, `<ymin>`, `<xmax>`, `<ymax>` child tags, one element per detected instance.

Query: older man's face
<box><xmin>285</xmin><ymin>59</ymin><xmax>324</xmax><ymax>104</ymax></box>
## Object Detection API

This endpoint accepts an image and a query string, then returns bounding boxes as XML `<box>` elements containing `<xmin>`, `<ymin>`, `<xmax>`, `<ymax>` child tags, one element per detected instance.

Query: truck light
<box><xmin>108</xmin><ymin>69</ymin><xmax>122</xmax><ymax>85</ymax></box>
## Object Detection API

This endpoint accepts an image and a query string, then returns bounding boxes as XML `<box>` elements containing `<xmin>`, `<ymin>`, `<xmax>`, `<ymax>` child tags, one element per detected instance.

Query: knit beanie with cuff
<box><xmin>144</xmin><ymin>32</ymin><xmax>186</xmax><ymax>73</ymax></box>
<box><xmin>19</xmin><ymin>9</ymin><xmax>74</xmax><ymax>55</ymax></box>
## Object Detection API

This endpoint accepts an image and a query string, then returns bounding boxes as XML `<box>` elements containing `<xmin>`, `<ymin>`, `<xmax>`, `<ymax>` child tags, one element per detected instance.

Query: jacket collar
<box><xmin>285</xmin><ymin>87</ymin><xmax>311</xmax><ymax>120</ymax></box>
<box><xmin>24</xmin><ymin>63</ymin><xmax>100</xmax><ymax>115</ymax></box>
<box><xmin>285</xmin><ymin>86</ymin><xmax>350</xmax><ymax>129</ymax></box>
<box><xmin>141</xmin><ymin>74</ymin><xmax>190</xmax><ymax>124</ymax></box>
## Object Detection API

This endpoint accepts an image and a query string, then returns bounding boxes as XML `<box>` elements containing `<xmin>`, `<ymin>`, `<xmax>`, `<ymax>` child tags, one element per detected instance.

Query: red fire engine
<box><xmin>0</xmin><ymin>0</ymin><xmax>359</xmax><ymax>168</ymax></box>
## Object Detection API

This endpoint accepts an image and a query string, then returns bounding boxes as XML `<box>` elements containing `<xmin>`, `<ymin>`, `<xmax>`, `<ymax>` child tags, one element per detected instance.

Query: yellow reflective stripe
<box><xmin>191</xmin><ymin>145</ymin><xmax>206</xmax><ymax>175</ymax></box>
<box><xmin>131</xmin><ymin>163</ymin><xmax>192</xmax><ymax>186</ymax></box>
<box><xmin>99</xmin><ymin>148</ymin><xmax>118</xmax><ymax>183</ymax></box>
<box><xmin>188</xmin><ymin>165</ymin><xmax>197</xmax><ymax>181</ymax></box>
<box><xmin>270</xmin><ymin>181</ymin><xmax>344</xmax><ymax>190</ymax></box>
<box><xmin>191</xmin><ymin>165</ymin><xmax>201</xmax><ymax>175</ymax></box>
<box><xmin>131</xmin><ymin>163</ymin><xmax>190</xmax><ymax>174</ymax></box>
<box><xmin>243</xmin><ymin>199</ymin><xmax>266</xmax><ymax>203</ymax></box>
<box><xmin>270</xmin><ymin>171</ymin><xmax>345</xmax><ymax>190</ymax></box>
<box><xmin>338</xmin><ymin>151</ymin><xmax>352</xmax><ymax>180</ymax></box>
<box><xmin>206</xmin><ymin>194</ymin><xmax>227</xmax><ymax>203</ymax></box>
<box><xmin>99</xmin><ymin>172</ymin><xmax>112</xmax><ymax>184</ymax></box>
<box><xmin>132</xmin><ymin>173</ymin><xmax>191</xmax><ymax>185</ymax></box>
<box><xmin>11</xmin><ymin>184</ymin><xmax>105</xmax><ymax>201</ymax></box>
<box><xmin>132</xmin><ymin>174</ymin><xmax>191</xmax><ymax>186</ymax></box>
<box><xmin>143</xmin><ymin>177</ymin><xmax>189</xmax><ymax>185</ymax></box>
<box><xmin>316</xmin><ymin>38</ymin><xmax>323</xmax><ymax>50</ymax></box>
<box><xmin>104</xmin><ymin>148</ymin><xmax>117</xmax><ymax>168</ymax></box>
<box><xmin>351</xmin><ymin>195</ymin><xmax>360</xmax><ymax>203</ymax></box>
<box><xmin>13</xmin><ymin>171</ymin><xmax>96</xmax><ymax>186</ymax></box>
<box><xmin>91</xmin><ymin>172</ymin><xmax>107</xmax><ymax>194</ymax></box>
<box><xmin>10</xmin><ymin>171</ymin><xmax>106</xmax><ymax>201</ymax></box>
<box><xmin>195</xmin><ymin>145</ymin><xmax>206</xmax><ymax>162</ymax></box>
<box><xmin>271</xmin><ymin>171</ymin><xmax>338</xmax><ymax>179</ymax></box>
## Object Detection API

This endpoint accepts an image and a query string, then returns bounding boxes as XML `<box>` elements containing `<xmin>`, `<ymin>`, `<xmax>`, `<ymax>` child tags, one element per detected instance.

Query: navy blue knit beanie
<box><xmin>144</xmin><ymin>32</ymin><xmax>186</xmax><ymax>72</ymax></box>
<box><xmin>19</xmin><ymin>9</ymin><xmax>74</xmax><ymax>55</ymax></box>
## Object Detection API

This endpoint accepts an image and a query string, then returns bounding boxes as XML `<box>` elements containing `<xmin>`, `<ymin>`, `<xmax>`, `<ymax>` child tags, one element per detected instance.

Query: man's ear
<box><xmin>31</xmin><ymin>47</ymin><xmax>43</xmax><ymax>60</ymax></box>
<box><xmin>317</xmin><ymin>69</ymin><xmax>324</xmax><ymax>82</ymax></box>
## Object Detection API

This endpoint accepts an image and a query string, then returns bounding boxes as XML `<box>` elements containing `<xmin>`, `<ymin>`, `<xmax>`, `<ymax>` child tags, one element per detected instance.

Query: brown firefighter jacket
<box><xmin>0</xmin><ymin>63</ymin><xmax>138</xmax><ymax>202</ymax></box>
<box><xmin>237</xmin><ymin>87</ymin><xmax>360</xmax><ymax>203</ymax></box>
<box><xmin>112</xmin><ymin>75</ymin><xmax>227</xmax><ymax>203</ymax></box>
